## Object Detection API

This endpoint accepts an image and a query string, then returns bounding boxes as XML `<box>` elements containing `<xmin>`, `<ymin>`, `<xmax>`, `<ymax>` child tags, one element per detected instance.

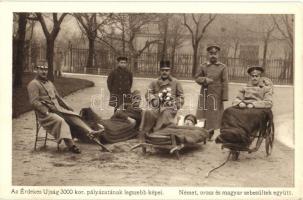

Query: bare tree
<box><xmin>183</xmin><ymin>14</ymin><xmax>217</xmax><ymax>76</ymax></box>
<box><xmin>158</xmin><ymin>14</ymin><xmax>170</xmax><ymax>60</ymax></box>
<box><xmin>31</xmin><ymin>13</ymin><xmax>67</xmax><ymax>81</ymax></box>
<box><xmin>167</xmin><ymin>15</ymin><xmax>187</xmax><ymax>71</ymax></box>
<box><xmin>100</xmin><ymin>13</ymin><xmax>161</xmax><ymax>71</ymax></box>
<box><xmin>247</xmin><ymin>15</ymin><xmax>275</xmax><ymax>68</ymax></box>
<box><xmin>13</xmin><ymin>13</ymin><xmax>28</xmax><ymax>88</ymax></box>
<box><xmin>272</xmin><ymin>14</ymin><xmax>293</xmax><ymax>80</ymax></box>
<box><xmin>74</xmin><ymin>13</ymin><xmax>112</xmax><ymax>68</ymax></box>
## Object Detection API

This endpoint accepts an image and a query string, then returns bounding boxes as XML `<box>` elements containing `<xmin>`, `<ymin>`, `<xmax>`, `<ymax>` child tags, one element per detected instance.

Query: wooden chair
<box><xmin>34</xmin><ymin>111</ymin><xmax>60</xmax><ymax>151</ymax></box>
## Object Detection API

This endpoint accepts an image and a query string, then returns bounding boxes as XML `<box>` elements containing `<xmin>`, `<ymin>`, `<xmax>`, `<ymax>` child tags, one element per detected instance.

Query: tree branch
<box><xmin>137</xmin><ymin>39</ymin><xmax>161</xmax><ymax>56</ymax></box>
<box><xmin>183</xmin><ymin>14</ymin><xmax>195</xmax><ymax>46</ymax></box>
<box><xmin>36</xmin><ymin>13</ymin><xmax>50</xmax><ymax>38</ymax></box>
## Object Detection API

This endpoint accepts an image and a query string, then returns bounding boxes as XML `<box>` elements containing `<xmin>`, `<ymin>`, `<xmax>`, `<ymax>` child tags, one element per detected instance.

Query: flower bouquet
<box><xmin>158</xmin><ymin>87</ymin><xmax>174</xmax><ymax>107</ymax></box>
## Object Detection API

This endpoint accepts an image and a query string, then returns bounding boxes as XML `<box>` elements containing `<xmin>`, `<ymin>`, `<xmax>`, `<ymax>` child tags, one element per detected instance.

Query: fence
<box><xmin>27</xmin><ymin>44</ymin><xmax>293</xmax><ymax>85</ymax></box>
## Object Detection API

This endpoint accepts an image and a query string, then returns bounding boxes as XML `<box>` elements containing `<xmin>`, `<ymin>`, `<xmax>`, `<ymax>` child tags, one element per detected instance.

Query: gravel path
<box><xmin>12</xmin><ymin>74</ymin><xmax>294</xmax><ymax>186</ymax></box>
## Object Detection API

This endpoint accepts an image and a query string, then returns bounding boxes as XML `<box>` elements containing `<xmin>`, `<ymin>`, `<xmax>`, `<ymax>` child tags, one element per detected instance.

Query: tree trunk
<box><xmin>87</xmin><ymin>37</ymin><xmax>95</xmax><ymax>68</ymax></box>
<box><xmin>170</xmin><ymin>46</ymin><xmax>176</xmax><ymax>74</ymax></box>
<box><xmin>46</xmin><ymin>38</ymin><xmax>55</xmax><ymax>81</ymax></box>
<box><xmin>233</xmin><ymin>41</ymin><xmax>239</xmax><ymax>59</ymax></box>
<box><xmin>161</xmin><ymin>17</ymin><xmax>169</xmax><ymax>61</ymax></box>
<box><xmin>289</xmin><ymin>48</ymin><xmax>293</xmax><ymax>83</ymax></box>
<box><xmin>122</xmin><ymin>27</ymin><xmax>126</xmax><ymax>54</ymax></box>
<box><xmin>262</xmin><ymin>35</ymin><xmax>270</xmax><ymax>69</ymax></box>
<box><xmin>13</xmin><ymin>13</ymin><xmax>27</xmax><ymax>88</ymax></box>
<box><xmin>130</xmin><ymin>54</ymin><xmax>139</xmax><ymax>74</ymax></box>
<box><xmin>192</xmin><ymin>44</ymin><xmax>199</xmax><ymax>77</ymax></box>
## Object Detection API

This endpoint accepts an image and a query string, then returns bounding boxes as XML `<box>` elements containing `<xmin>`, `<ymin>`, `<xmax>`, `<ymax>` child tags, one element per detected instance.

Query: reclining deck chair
<box><xmin>131</xmin><ymin>125</ymin><xmax>210</xmax><ymax>159</ymax></box>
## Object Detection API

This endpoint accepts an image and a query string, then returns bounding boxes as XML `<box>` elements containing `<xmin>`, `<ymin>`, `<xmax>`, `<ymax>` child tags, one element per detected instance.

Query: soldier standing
<box><xmin>195</xmin><ymin>45</ymin><xmax>229</xmax><ymax>130</ymax></box>
<box><xmin>107</xmin><ymin>56</ymin><xmax>133</xmax><ymax>112</ymax></box>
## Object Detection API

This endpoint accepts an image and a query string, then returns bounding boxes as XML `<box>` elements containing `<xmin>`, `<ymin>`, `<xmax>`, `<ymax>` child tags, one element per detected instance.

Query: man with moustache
<box><xmin>139</xmin><ymin>60</ymin><xmax>184</xmax><ymax>133</ymax></box>
<box><xmin>195</xmin><ymin>45</ymin><xmax>229</xmax><ymax>130</ymax></box>
<box><xmin>27</xmin><ymin>65</ymin><xmax>103</xmax><ymax>154</ymax></box>
<box><xmin>232</xmin><ymin>66</ymin><xmax>273</xmax><ymax>108</ymax></box>
<box><xmin>215</xmin><ymin>66</ymin><xmax>273</xmax><ymax>154</ymax></box>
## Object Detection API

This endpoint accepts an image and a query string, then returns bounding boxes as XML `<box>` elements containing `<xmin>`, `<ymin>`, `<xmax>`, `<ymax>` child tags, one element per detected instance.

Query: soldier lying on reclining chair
<box><xmin>79</xmin><ymin>90</ymin><xmax>142</xmax><ymax>144</ymax></box>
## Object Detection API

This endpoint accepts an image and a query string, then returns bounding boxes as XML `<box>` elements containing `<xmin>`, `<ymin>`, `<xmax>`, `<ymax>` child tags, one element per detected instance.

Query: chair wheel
<box><xmin>231</xmin><ymin>151</ymin><xmax>240</xmax><ymax>161</ymax></box>
<box><xmin>175</xmin><ymin>151</ymin><xmax>180</xmax><ymax>160</ymax></box>
<box><xmin>265</xmin><ymin>122</ymin><xmax>274</xmax><ymax>156</ymax></box>
<box><xmin>142</xmin><ymin>147</ymin><xmax>146</xmax><ymax>154</ymax></box>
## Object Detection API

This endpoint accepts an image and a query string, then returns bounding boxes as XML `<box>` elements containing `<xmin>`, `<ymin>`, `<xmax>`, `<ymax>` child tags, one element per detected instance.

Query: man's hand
<box><xmin>205</xmin><ymin>77</ymin><xmax>213</xmax><ymax>84</ymax></box>
<box><xmin>150</xmin><ymin>98</ymin><xmax>159</xmax><ymax>108</ymax></box>
<box><xmin>247</xmin><ymin>104</ymin><xmax>254</xmax><ymax>108</ymax></box>
<box><xmin>67</xmin><ymin>106</ymin><xmax>74</xmax><ymax>111</ymax></box>
<box><xmin>239</xmin><ymin>102</ymin><xmax>246</xmax><ymax>108</ymax></box>
<box><xmin>196</xmin><ymin>77</ymin><xmax>206</xmax><ymax>84</ymax></box>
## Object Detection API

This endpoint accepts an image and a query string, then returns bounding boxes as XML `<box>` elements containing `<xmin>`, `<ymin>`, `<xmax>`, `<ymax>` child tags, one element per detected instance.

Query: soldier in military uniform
<box><xmin>232</xmin><ymin>66</ymin><xmax>273</xmax><ymax>108</ymax></box>
<box><xmin>27</xmin><ymin>65</ymin><xmax>103</xmax><ymax>154</ymax></box>
<box><xmin>215</xmin><ymin>66</ymin><xmax>273</xmax><ymax>152</ymax></box>
<box><xmin>107</xmin><ymin>56</ymin><xmax>133</xmax><ymax>112</ymax></box>
<box><xmin>140</xmin><ymin>60</ymin><xmax>184</xmax><ymax>133</ymax></box>
<box><xmin>195</xmin><ymin>45</ymin><xmax>229</xmax><ymax>130</ymax></box>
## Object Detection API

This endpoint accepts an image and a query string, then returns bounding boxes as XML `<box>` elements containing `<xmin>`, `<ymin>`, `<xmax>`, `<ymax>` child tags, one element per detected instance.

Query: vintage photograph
<box><xmin>11</xmin><ymin>11</ymin><xmax>294</xmax><ymax>188</ymax></box>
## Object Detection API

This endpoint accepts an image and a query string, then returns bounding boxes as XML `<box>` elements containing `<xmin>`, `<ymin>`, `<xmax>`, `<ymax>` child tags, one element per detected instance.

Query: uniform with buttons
<box><xmin>107</xmin><ymin>66</ymin><xmax>133</xmax><ymax>109</ymax></box>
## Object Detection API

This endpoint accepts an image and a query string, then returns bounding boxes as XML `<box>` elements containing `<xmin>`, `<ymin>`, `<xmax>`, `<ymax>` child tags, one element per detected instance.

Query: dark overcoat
<box><xmin>195</xmin><ymin>61</ymin><xmax>229</xmax><ymax>129</ymax></box>
<box><xmin>107</xmin><ymin>67</ymin><xmax>133</xmax><ymax>108</ymax></box>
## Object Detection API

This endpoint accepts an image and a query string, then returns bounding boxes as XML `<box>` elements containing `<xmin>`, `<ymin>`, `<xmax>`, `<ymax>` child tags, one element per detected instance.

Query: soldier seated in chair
<box><xmin>27</xmin><ymin>65</ymin><xmax>103</xmax><ymax>154</ymax></box>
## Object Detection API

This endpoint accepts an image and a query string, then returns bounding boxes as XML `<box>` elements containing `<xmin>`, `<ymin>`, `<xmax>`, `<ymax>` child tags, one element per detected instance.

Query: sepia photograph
<box><xmin>1</xmin><ymin>1</ymin><xmax>302</xmax><ymax>199</ymax></box>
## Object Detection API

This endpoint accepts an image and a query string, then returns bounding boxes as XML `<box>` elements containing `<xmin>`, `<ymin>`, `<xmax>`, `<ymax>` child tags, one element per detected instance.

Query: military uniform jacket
<box><xmin>195</xmin><ymin>61</ymin><xmax>229</xmax><ymax>129</ymax></box>
<box><xmin>107</xmin><ymin>67</ymin><xmax>133</xmax><ymax>108</ymax></box>
<box><xmin>27</xmin><ymin>77</ymin><xmax>77</xmax><ymax>142</ymax></box>
<box><xmin>232</xmin><ymin>77</ymin><xmax>273</xmax><ymax>108</ymax></box>
<box><xmin>27</xmin><ymin>77</ymin><xmax>77</xmax><ymax>118</ymax></box>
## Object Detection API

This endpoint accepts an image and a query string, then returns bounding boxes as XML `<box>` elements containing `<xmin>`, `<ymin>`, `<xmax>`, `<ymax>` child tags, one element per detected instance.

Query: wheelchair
<box><xmin>217</xmin><ymin>107</ymin><xmax>275</xmax><ymax>161</ymax></box>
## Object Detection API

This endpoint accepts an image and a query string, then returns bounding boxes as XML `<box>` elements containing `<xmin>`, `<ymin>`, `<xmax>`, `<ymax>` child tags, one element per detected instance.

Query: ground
<box><xmin>12</xmin><ymin>73</ymin><xmax>294</xmax><ymax>186</ymax></box>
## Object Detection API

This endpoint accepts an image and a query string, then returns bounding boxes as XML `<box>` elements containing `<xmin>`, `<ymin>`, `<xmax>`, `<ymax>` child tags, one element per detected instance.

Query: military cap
<box><xmin>117</xmin><ymin>56</ymin><xmax>128</xmax><ymax>62</ymax></box>
<box><xmin>160</xmin><ymin>60</ymin><xmax>170</xmax><ymax>69</ymax></box>
<box><xmin>36</xmin><ymin>65</ymin><xmax>48</xmax><ymax>69</ymax></box>
<box><xmin>184</xmin><ymin>114</ymin><xmax>197</xmax><ymax>125</ymax></box>
<box><xmin>206</xmin><ymin>45</ymin><xmax>221</xmax><ymax>52</ymax></box>
<box><xmin>247</xmin><ymin>65</ymin><xmax>264</xmax><ymax>75</ymax></box>
<box><xmin>132</xmin><ymin>90</ymin><xmax>141</xmax><ymax>98</ymax></box>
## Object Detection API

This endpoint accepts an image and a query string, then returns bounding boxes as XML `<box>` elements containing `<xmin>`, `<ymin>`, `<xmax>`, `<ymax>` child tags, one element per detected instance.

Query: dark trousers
<box><xmin>58</xmin><ymin>113</ymin><xmax>93</xmax><ymax>141</ymax></box>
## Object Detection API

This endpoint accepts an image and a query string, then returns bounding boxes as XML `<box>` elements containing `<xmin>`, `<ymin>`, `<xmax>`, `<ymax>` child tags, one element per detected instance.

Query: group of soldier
<box><xmin>27</xmin><ymin>44</ymin><xmax>273</xmax><ymax>154</ymax></box>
